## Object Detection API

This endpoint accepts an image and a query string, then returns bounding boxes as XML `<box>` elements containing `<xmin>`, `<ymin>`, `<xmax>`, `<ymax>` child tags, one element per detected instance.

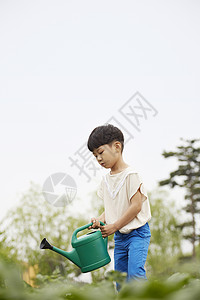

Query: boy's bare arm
<box><xmin>100</xmin><ymin>189</ymin><xmax>143</xmax><ymax>237</ymax></box>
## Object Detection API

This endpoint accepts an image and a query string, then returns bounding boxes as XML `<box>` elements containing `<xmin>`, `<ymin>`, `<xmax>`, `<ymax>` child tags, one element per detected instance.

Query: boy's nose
<box><xmin>97</xmin><ymin>156</ymin><xmax>102</xmax><ymax>162</ymax></box>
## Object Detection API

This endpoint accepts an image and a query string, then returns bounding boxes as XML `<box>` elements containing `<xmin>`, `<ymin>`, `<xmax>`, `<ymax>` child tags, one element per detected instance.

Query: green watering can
<box><xmin>40</xmin><ymin>222</ymin><xmax>111</xmax><ymax>273</ymax></box>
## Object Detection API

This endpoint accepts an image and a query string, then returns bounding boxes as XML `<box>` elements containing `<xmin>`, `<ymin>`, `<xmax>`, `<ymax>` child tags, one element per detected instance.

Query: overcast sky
<box><xmin>0</xmin><ymin>0</ymin><xmax>200</xmax><ymax>221</ymax></box>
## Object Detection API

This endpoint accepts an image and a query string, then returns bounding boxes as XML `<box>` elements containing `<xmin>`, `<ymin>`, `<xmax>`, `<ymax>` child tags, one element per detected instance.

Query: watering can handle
<box><xmin>71</xmin><ymin>222</ymin><xmax>108</xmax><ymax>247</ymax></box>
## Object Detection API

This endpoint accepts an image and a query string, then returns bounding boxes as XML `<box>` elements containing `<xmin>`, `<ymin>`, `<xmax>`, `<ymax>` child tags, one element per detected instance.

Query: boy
<box><xmin>87</xmin><ymin>124</ymin><xmax>151</xmax><ymax>287</ymax></box>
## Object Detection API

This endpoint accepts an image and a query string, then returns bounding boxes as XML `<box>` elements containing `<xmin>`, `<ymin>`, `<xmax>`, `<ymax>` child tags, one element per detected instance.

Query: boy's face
<box><xmin>93</xmin><ymin>141</ymin><xmax>122</xmax><ymax>169</ymax></box>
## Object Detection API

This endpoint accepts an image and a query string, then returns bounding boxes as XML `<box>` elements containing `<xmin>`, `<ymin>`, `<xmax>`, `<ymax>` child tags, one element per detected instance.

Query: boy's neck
<box><xmin>110</xmin><ymin>158</ymin><xmax>129</xmax><ymax>175</ymax></box>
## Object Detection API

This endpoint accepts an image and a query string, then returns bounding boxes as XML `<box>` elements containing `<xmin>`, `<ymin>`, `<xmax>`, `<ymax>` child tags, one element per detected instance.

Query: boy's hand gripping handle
<box><xmin>71</xmin><ymin>221</ymin><xmax>108</xmax><ymax>247</ymax></box>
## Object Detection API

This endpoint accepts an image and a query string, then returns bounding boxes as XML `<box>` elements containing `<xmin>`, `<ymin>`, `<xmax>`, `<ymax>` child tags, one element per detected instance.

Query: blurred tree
<box><xmin>0</xmin><ymin>182</ymin><xmax>88</xmax><ymax>281</ymax></box>
<box><xmin>0</xmin><ymin>229</ymin><xmax>19</xmax><ymax>265</ymax></box>
<box><xmin>159</xmin><ymin>138</ymin><xmax>200</xmax><ymax>257</ymax></box>
<box><xmin>147</xmin><ymin>189</ymin><xmax>182</xmax><ymax>278</ymax></box>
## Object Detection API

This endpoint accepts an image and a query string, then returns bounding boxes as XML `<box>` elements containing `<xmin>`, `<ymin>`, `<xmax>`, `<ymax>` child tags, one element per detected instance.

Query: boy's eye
<box><xmin>93</xmin><ymin>150</ymin><xmax>104</xmax><ymax>158</ymax></box>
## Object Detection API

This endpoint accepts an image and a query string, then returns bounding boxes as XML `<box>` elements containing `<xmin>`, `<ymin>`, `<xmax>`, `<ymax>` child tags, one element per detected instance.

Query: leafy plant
<box><xmin>0</xmin><ymin>259</ymin><xmax>200</xmax><ymax>300</ymax></box>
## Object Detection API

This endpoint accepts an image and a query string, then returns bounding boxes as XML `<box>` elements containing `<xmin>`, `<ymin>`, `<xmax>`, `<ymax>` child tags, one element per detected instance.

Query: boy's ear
<box><xmin>114</xmin><ymin>141</ymin><xmax>122</xmax><ymax>152</ymax></box>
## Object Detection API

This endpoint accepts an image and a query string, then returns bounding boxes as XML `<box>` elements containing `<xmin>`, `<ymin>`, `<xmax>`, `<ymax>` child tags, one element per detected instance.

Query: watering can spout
<box><xmin>40</xmin><ymin>238</ymin><xmax>53</xmax><ymax>250</ymax></box>
<box><xmin>40</xmin><ymin>238</ymin><xmax>81</xmax><ymax>268</ymax></box>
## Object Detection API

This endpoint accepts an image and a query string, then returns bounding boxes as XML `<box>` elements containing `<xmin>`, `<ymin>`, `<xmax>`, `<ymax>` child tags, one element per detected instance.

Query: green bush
<box><xmin>0</xmin><ymin>259</ymin><xmax>200</xmax><ymax>300</ymax></box>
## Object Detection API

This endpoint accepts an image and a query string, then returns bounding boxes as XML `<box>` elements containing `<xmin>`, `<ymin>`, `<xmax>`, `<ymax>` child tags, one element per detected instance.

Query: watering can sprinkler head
<box><xmin>40</xmin><ymin>238</ymin><xmax>53</xmax><ymax>250</ymax></box>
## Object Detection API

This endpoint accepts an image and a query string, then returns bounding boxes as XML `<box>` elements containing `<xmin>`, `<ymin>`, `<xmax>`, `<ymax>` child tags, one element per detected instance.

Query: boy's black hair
<box><xmin>87</xmin><ymin>124</ymin><xmax>124</xmax><ymax>153</ymax></box>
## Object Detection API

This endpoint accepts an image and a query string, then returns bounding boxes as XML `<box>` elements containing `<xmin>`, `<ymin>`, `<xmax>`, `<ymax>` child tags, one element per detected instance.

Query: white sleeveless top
<box><xmin>97</xmin><ymin>166</ymin><xmax>151</xmax><ymax>234</ymax></box>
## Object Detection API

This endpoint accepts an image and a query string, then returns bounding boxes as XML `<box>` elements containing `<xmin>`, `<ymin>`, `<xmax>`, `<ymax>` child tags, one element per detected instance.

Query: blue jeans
<box><xmin>114</xmin><ymin>223</ymin><xmax>151</xmax><ymax>288</ymax></box>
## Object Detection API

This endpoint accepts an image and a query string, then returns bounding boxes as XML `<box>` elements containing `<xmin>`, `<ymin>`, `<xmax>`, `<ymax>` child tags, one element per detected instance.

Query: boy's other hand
<box><xmin>100</xmin><ymin>224</ymin><xmax>117</xmax><ymax>237</ymax></box>
<box><xmin>88</xmin><ymin>218</ymin><xmax>101</xmax><ymax>229</ymax></box>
